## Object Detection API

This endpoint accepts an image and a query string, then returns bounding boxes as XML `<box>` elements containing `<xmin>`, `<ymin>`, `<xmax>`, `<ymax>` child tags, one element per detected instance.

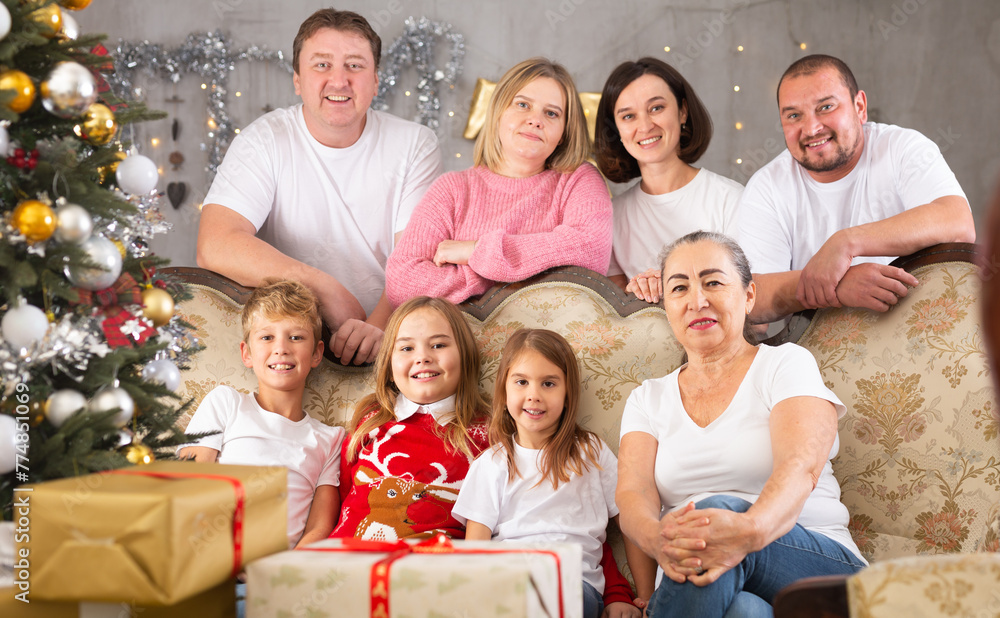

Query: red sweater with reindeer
<box><xmin>330</xmin><ymin>404</ymin><xmax>637</xmax><ymax>607</ymax></box>
<box><xmin>331</xmin><ymin>408</ymin><xmax>490</xmax><ymax>541</ymax></box>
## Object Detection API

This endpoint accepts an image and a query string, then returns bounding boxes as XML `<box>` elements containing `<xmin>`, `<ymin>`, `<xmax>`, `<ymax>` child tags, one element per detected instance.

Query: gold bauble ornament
<box><xmin>12</xmin><ymin>199</ymin><xmax>57</xmax><ymax>242</ymax></box>
<box><xmin>74</xmin><ymin>102</ymin><xmax>116</xmax><ymax>145</ymax></box>
<box><xmin>0</xmin><ymin>69</ymin><xmax>36</xmax><ymax>113</ymax></box>
<box><xmin>120</xmin><ymin>442</ymin><xmax>155</xmax><ymax>465</ymax></box>
<box><xmin>97</xmin><ymin>150</ymin><xmax>126</xmax><ymax>184</ymax></box>
<box><xmin>58</xmin><ymin>0</ymin><xmax>91</xmax><ymax>10</ymax></box>
<box><xmin>25</xmin><ymin>1</ymin><xmax>62</xmax><ymax>38</ymax></box>
<box><xmin>141</xmin><ymin>287</ymin><xmax>174</xmax><ymax>326</ymax></box>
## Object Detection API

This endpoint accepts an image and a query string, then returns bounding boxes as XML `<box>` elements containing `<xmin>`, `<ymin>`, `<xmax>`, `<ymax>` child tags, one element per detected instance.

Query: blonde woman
<box><xmin>386</xmin><ymin>57</ymin><xmax>612</xmax><ymax>306</ymax></box>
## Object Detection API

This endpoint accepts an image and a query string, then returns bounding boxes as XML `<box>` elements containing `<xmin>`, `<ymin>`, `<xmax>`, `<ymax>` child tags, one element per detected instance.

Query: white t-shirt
<box><xmin>619</xmin><ymin>343</ymin><xmax>864</xmax><ymax>561</ymax></box>
<box><xmin>738</xmin><ymin>122</ymin><xmax>967</xmax><ymax>274</ymax></box>
<box><xmin>452</xmin><ymin>439</ymin><xmax>619</xmax><ymax>594</ymax></box>
<box><xmin>609</xmin><ymin>168</ymin><xmax>744</xmax><ymax>278</ymax></box>
<box><xmin>203</xmin><ymin>106</ymin><xmax>442</xmax><ymax>315</ymax></box>
<box><xmin>180</xmin><ymin>385</ymin><xmax>346</xmax><ymax>547</ymax></box>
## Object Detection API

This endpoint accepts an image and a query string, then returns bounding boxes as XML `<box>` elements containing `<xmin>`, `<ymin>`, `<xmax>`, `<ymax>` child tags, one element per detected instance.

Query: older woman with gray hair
<box><xmin>616</xmin><ymin>231</ymin><xmax>866</xmax><ymax>617</ymax></box>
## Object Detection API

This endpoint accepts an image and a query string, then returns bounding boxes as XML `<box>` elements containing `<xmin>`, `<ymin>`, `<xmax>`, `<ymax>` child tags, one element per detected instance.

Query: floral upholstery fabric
<box><xmin>177</xmin><ymin>280</ymin><xmax>684</xmax><ymax>453</ymax></box>
<box><xmin>175</xmin><ymin>284</ymin><xmax>376</xmax><ymax>432</ymax></box>
<box><xmin>846</xmin><ymin>553</ymin><xmax>1000</xmax><ymax>617</ymax></box>
<box><xmin>177</xmin><ymin>262</ymin><xmax>999</xmax><ymax>576</ymax></box>
<box><xmin>796</xmin><ymin>262</ymin><xmax>1000</xmax><ymax>562</ymax></box>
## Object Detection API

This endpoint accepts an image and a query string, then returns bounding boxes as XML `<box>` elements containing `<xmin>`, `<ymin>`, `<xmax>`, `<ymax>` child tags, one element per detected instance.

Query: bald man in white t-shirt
<box><xmin>738</xmin><ymin>55</ymin><xmax>975</xmax><ymax>324</ymax></box>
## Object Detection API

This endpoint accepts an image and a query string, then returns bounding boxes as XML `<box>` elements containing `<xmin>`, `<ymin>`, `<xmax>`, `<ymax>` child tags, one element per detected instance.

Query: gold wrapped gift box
<box><xmin>245</xmin><ymin>537</ymin><xmax>583</xmax><ymax>618</ymax></box>
<box><xmin>21</xmin><ymin>461</ymin><xmax>286</xmax><ymax>605</ymax></box>
<box><xmin>0</xmin><ymin>580</ymin><xmax>236</xmax><ymax>618</ymax></box>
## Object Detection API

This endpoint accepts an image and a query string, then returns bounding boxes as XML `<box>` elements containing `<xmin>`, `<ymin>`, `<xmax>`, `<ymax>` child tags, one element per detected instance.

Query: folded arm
<box><xmin>469</xmin><ymin>169</ymin><xmax>612</xmax><ymax>282</ymax></box>
<box><xmin>385</xmin><ymin>198</ymin><xmax>492</xmax><ymax>306</ymax></box>
<box><xmin>797</xmin><ymin>196</ymin><xmax>974</xmax><ymax>308</ymax></box>
<box><xmin>197</xmin><ymin>204</ymin><xmax>379</xmax><ymax>364</ymax></box>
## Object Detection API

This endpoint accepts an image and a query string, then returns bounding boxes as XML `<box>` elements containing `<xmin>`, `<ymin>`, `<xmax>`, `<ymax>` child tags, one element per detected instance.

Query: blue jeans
<box><xmin>583</xmin><ymin>580</ymin><xmax>605</xmax><ymax>618</ymax></box>
<box><xmin>647</xmin><ymin>496</ymin><xmax>866</xmax><ymax>618</ymax></box>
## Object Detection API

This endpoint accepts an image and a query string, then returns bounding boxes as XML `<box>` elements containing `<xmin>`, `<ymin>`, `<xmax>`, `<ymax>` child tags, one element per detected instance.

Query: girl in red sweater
<box><xmin>332</xmin><ymin>296</ymin><xmax>490</xmax><ymax>540</ymax></box>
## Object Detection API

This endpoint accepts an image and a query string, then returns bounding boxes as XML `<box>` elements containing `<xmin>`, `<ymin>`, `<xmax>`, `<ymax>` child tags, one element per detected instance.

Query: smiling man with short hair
<box><xmin>738</xmin><ymin>54</ymin><xmax>975</xmax><ymax>324</ymax></box>
<box><xmin>197</xmin><ymin>8</ymin><xmax>442</xmax><ymax>365</ymax></box>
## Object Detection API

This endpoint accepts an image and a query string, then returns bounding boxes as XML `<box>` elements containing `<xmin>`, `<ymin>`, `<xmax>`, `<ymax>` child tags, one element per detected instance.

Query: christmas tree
<box><xmin>0</xmin><ymin>0</ymin><xmax>200</xmax><ymax>520</ymax></box>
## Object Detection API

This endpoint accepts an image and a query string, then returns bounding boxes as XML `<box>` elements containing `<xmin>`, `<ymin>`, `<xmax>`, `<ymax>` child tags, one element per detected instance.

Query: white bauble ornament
<box><xmin>0</xmin><ymin>4</ymin><xmax>10</xmax><ymax>41</ymax></box>
<box><xmin>115</xmin><ymin>154</ymin><xmax>158</xmax><ymax>195</ymax></box>
<box><xmin>1</xmin><ymin>301</ymin><xmax>48</xmax><ymax>350</ymax></box>
<box><xmin>0</xmin><ymin>124</ymin><xmax>8</xmax><ymax>158</ymax></box>
<box><xmin>40</xmin><ymin>61</ymin><xmax>98</xmax><ymax>119</ymax></box>
<box><xmin>142</xmin><ymin>359</ymin><xmax>181</xmax><ymax>392</ymax></box>
<box><xmin>54</xmin><ymin>202</ymin><xmax>93</xmax><ymax>244</ymax></box>
<box><xmin>0</xmin><ymin>415</ymin><xmax>17</xmax><ymax>475</ymax></box>
<box><xmin>64</xmin><ymin>235</ymin><xmax>122</xmax><ymax>290</ymax></box>
<box><xmin>59</xmin><ymin>10</ymin><xmax>78</xmax><ymax>40</ymax></box>
<box><xmin>46</xmin><ymin>389</ymin><xmax>87</xmax><ymax>427</ymax></box>
<box><xmin>89</xmin><ymin>386</ymin><xmax>135</xmax><ymax>428</ymax></box>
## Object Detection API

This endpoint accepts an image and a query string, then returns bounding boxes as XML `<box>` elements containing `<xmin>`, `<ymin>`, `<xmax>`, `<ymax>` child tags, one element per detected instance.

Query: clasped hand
<box><xmin>433</xmin><ymin>240</ymin><xmax>477</xmax><ymax>267</ymax></box>
<box><xmin>656</xmin><ymin>503</ymin><xmax>755</xmax><ymax>587</ymax></box>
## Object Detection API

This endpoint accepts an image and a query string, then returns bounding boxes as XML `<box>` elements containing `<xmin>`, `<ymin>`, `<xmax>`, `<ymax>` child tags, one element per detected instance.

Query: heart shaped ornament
<box><xmin>166</xmin><ymin>181</ymin><xmax>186</xmax><ymax>209</ymax></box>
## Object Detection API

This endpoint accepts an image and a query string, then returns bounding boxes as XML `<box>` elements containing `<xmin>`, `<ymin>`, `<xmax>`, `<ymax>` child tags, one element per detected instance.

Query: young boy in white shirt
<box><xmin>178</xmin><ymin>279</ymin><xmax>344</xmax><ymax>548</ymax></box>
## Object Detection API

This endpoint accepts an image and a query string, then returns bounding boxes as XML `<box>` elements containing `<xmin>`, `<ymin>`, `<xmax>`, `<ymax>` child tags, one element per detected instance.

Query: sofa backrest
<box><xmin>170</xmin><ymin>267</ymin><xmax>684</xmax><ymax>449</ymax></box>
<box><xmin>168</xmin><ymin>244</ymin><xmax>999</xmax><ymax>565</ymax></box>
<box><xmin>792</xmin><ymin>246</ymin><xmax>1000</xmax><ymax>562</ymax></box>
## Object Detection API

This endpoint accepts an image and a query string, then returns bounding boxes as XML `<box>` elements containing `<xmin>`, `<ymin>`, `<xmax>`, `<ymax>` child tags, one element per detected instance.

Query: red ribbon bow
<box><xmin>73</xmin><ymin>273</ymin><xmax>156</xmax><ymax>348</ymax></box>
<box><xmin>300</xmin><ymin>533</ymin><xmax>565</xmax><ymax>618</ymax></box>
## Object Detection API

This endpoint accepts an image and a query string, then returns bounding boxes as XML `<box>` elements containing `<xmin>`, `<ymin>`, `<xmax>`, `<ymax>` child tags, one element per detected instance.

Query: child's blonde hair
<box><xmin>490</xmin><ymin>329</ymin><xmax>600</xmax><ymax>489</ymax></box>
<box><xmin>241</xmin><ymin>278</ymin><xmax>323</xmax><ymax>343</ymax></box>
<box><xmin>347</xmin><ymin>297</ymin><xmax>488</xmax><ymax>461</ymax></box>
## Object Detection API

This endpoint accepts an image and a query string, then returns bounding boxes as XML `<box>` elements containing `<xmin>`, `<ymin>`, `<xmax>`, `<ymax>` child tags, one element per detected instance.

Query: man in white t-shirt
<box><xmin>738</xmin><ymin>55</ymin><xmax>975</xmax><ymax>323</ymax></box>
<box><xmin>197</xmin><ymin>9</ymin><xmax>442</xmax><ymax>364</ymax></box>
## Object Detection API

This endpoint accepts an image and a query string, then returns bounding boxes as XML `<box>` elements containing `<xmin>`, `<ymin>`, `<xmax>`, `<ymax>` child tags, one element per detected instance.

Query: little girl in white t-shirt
<box><xmin>453</xmin><ymin>329</ymin><xmax>644</xmax><ymax>618</ymax></box>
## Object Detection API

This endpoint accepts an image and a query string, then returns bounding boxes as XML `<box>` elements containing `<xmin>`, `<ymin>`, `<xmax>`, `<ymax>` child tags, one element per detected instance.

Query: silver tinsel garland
<box><xmin>372</xmin><ymin>17</ymin><xmax>465</xmax><ymax>132</ymax></box>
<box><xmin>112</xmin><ymin>31</ymin><xmax>292</xmax><ymax>174</ymax></box>
<box><xmin>0</xmin><ymin>314</ymin><xmax>111</xmax><ymax>394</ymax></box>
<box><xmin>111</xmin><ymin>19</ymin><xmax>464</xmax><ymax>174</ymax></box>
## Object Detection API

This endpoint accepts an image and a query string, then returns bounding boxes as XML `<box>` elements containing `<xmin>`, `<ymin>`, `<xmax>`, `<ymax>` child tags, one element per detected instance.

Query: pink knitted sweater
<box><xmin>386</xmin><ymin>163</ymin><xmax>612</xmax><ymax>306</ymax></box>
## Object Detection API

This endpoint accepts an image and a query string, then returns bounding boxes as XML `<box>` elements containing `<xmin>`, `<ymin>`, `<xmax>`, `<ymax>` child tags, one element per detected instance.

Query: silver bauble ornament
<box><xmin>46</xmin><ymin>389</ymin><xmax>87</xmax><ymax>427</ymax></box>
<box><xmin>0</xmin><ymin>415</ymin><xmax>17</xmax><ymax>475</ymax></box>
<box><xmin>142</xmin><ymin>358</ymin><xmax>181</xmax><ymax>392</ymax></box>
<box><xmin>1</xmin><ymin>301</ymin><xmax>48</xmax><ymax>350</ymax></box>
<box><xmin>89</xmin><ymin>386</ymin><xmax>135</xmax><ymax>428</ymax></box>
<box><xmin>59</xmin><ymin>10</ymin><xmax>78</xmax><ymax>39</ymax></box>
<box><xmin>0</xmin><ymin>124</ymin><xmax>8</xmax><ymax>157</ymax></box>
<box><xmin>40</xmin><ymin>61</ymin><xmax>98</xmax><ymax>119</ymax></box>
<box><xmin>115</xmin><ymin>154</ymin><xmax>158</xmax><ymax>195</ymax></box>
<box><xmin>0</xmin><ymin>4</ymin><xmax>10</xmax><ymax>41</ymax></box>
<box><xmin>64</xmin><ymin>235</ymin><xmax>122</xmax><ymax>290</ymax></box>
<box><xmin>54</xmin><ymin>202</ymin><xmax>93</xmax><ymax>244</ymax></box>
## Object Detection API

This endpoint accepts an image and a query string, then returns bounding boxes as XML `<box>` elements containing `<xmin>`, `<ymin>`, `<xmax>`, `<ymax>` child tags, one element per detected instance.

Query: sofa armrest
<box><xmin>773</xmin><ymin>575</ymin><xmax>849</xmax><ymax>618</ymax></box>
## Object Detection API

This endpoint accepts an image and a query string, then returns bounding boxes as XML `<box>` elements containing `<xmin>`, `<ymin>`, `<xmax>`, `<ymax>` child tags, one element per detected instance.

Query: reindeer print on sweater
<box><xmin>332</xmin><ymin>412</ymin><xmax>489</xmax><ymax>541</ymax></box>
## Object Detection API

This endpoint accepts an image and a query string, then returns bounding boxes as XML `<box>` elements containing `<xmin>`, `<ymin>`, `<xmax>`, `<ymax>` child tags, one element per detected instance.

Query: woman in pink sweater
<box><xmin>386</xmin><ymin>57</ymin><xmax>613</xmax><ymax>307</ymax></box>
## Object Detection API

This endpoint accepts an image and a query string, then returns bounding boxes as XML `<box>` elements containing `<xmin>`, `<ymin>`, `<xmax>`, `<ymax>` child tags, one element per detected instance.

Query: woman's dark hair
<box><xmin>658</xmin><ymin>230</ymin><xmax>757</xmax><ymax>345</ymax></box>
<box><xmin>594</xmin><ymin>57</ymin><xmax>713</xmax><ymax>184</ymax></box>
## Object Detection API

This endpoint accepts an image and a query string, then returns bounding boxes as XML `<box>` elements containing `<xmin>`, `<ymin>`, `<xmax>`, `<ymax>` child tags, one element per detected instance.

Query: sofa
<box><xmin>166</xmin><ymin>241</ymin><xmax>999</xmax><ymax>615</ymax></box>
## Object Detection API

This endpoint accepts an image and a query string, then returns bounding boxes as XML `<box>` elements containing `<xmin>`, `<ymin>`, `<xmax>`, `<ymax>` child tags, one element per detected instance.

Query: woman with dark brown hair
<box><xmin>595</xmin><ymin>58</ymin><xmax>743</xmax><ymax>304</ymax></box>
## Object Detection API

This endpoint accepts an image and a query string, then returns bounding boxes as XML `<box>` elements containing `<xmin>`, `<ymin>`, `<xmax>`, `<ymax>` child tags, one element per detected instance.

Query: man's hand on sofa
<box><xmin>330</xmin><ymin>319</ymin><xmax>383</xmax><ymax>365</ymax></box>
<box><xmin>834</xmin><ymin>262</ymin><xmax>917</xmax><ymax>312</ymax></box>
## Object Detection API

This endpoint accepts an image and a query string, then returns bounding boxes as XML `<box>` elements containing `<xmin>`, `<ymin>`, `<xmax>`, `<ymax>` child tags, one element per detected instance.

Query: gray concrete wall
<box><xmin>76</xmin><ymin>0</ymin><xmax>1000</xmax><ymax>266</ymax></box>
